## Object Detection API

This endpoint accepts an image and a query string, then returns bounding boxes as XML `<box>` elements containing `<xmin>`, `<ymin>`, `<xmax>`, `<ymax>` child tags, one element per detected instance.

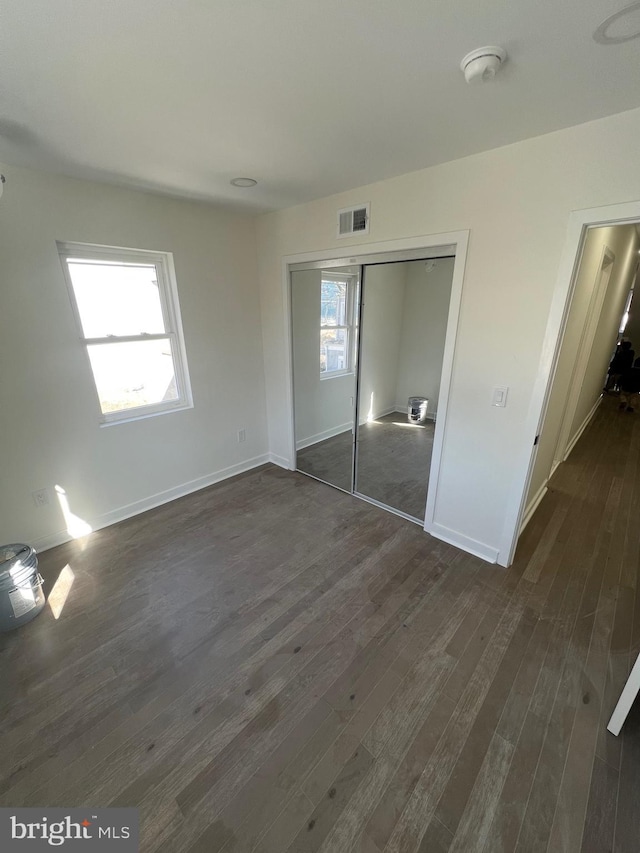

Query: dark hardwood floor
<box><xmin>1</xmin><ymin>394</ymin><xmax>639</xmax><ymax>851</ymax></box>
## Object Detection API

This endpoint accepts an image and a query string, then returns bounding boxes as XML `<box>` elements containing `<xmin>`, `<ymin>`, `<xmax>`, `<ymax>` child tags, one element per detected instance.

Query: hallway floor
<box><xmin>505</xmin><ymin>393</ymin><xmax>640</xmax><ymax>852</ymax></box>
<box><xmin>0</xmin><ymin>396</ymin><xmax>639</xmax><ymax>851</ymax></box>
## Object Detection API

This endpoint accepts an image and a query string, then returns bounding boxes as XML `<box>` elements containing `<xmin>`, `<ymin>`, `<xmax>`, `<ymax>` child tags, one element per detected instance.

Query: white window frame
<box><xmin>58</xmin><ymin>241</ymin><xmax>193</xmax><ymax>425</ymax></box>
<box><xmin>320</xmin><ymin>272</ymin><xmax>357</xmax><ymax>379</ymax></box>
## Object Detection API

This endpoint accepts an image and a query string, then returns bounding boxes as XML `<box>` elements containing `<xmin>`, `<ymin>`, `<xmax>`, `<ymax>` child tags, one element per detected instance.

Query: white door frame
<box><xmin>281</xmin><ymin>230</ymin><xmax>469</xmax><ymax>539</ymax></box>
<box><xmin>552</xmin><ymin>245</ymin><xmax>615</xmax><ymax>471</ymax></box>
<box><xmin>500</xmin><ymin>200</ymin><xmax>640</xmax><ymax>566</ymax></box>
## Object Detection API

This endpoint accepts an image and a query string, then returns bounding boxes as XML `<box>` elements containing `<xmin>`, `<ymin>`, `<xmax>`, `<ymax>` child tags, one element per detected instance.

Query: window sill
<box><xmin>99</xmin><ymin>400</ymin><xmax>194</xmax><ymax>427</ymax></box>
<box><xmin>320</xmin><ymin>370</ymin><xmax>354</xmax><ymax>381</ymax></box>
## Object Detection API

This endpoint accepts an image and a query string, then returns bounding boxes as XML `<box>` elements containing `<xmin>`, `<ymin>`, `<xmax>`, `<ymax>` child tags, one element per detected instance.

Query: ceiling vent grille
<box><xmin>337</xmin><ymin>203</ymin><xmax>370</xmax><ymax>238</ymax></box>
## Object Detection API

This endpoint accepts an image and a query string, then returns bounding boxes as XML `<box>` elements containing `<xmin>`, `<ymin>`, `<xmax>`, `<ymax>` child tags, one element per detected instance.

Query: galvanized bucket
<box><xmin>0</xmin><ymin>544</ymin><xmax>45</xmax><ymax>632</ymax></box>
<box><xmin>407</xmin><ymin>396</ymin><xmax>429</xmax><ymax>425</ymax></box>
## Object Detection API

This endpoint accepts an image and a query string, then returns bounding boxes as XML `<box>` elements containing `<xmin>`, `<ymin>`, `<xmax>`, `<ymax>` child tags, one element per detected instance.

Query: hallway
<box><xmin>510</xmin><ymin>392</ymin><xmax>640</xmax><ymax>852</ymax></box>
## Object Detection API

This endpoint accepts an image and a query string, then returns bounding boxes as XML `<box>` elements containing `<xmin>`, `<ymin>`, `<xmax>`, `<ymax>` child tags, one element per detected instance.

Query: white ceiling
<box><xmin>1</xmin><ymin>0</ymin><xmax>639</xmax><ymax>212</ymax></box>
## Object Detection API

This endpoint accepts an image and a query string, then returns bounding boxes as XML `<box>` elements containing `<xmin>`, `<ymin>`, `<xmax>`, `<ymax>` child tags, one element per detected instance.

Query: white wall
<box><xmin>358</xmin><ymin>263</ymin><xmax>406</xmax><ymax>422</ymax></box>
<box><xmin>291</xmin><ymin>269</ymin><xmax>355</xmax><ymax>447</ymax></box>
<box><xmin>569</xmin><ymin>228</ymin><xmax>639</xmax><ymax>437</ymax></box>
<box><xmin>395</xmin><ymin>258</ymin><xmax>454</xmax><ymax>418</ymax></box>
<box><xmin>256</xmin><ymin>106</ymin><xmax>640</xmax><ymax>563</ymax></box>
<box><xmin>527</xmin><ymin>224</ymin><xmax>639</xmax><ymax>508</ymax></box>
<box><xmin>0</xmin><ymin>162</ymin><xmax>268</xmax><ymax>549</ymax></box>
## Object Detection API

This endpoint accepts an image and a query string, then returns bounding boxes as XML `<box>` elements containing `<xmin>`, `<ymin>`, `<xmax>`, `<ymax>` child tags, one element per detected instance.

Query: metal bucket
<box><xmin>0</xmin><ymin>544</ymin><xmax>45</xmax><ymax>632</ymax></box>
<box><xmin>407</xmin><ymin>396</ymin><xmax>428</xmax><ymax>425</ymax></box>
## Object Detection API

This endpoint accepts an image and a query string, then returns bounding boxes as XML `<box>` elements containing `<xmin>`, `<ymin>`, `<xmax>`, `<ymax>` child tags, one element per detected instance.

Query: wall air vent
<box><xmin>337</xmin><ymin>203</ymin><xmax>370</xmax><ymax>238</ymax></box>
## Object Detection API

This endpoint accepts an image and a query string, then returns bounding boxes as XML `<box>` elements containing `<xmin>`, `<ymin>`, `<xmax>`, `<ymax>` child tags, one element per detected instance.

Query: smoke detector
<box><xmin>460</xmin><ymin>46</ymin><xmax>507</xmax><ymax>84</ymax></box>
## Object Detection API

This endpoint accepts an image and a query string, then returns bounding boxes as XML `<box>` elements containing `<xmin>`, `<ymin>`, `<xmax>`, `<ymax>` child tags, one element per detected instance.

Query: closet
<box><xmin>290</xmin><ymin>248</ymin><xmax>456</xmax><ymax>523</ymax></box>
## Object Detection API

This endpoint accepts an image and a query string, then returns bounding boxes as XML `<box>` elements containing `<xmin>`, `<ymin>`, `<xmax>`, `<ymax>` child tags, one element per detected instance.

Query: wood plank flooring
<box><xmin>1</xmin><ymin>394</ymin><xmax>640</xmax><ymax>851</ymax></box>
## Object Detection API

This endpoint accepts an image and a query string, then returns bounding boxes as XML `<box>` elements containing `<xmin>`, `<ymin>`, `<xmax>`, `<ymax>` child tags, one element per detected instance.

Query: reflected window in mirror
<box><xmin>320</xmin><ymin>273</ymin><xmax>357</xmax><ymax>378</ymax></box>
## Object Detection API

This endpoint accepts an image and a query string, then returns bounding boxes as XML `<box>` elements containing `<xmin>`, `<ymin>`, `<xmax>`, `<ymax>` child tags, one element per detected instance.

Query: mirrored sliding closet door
<box><xmin>290</xmin><ymin>252</ymin><xmax>455</xmax><ymax>526</ymax></box>
<box><xmin>354</xmin><ymin>259</ymin><xmax>454</xmax><ymax>521</ymax></box>
<box><xmin>291</xmin><ymin>266</ymin><xmax>359</xmax><ymax>492</ymax></box>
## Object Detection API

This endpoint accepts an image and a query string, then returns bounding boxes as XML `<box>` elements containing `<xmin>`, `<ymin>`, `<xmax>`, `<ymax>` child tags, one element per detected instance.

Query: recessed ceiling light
<box><xmin>230</xmin><ymin>177</ymin><xmax>257</xmax><ymax>188</ymax></box>
<box><xmin>594</xmin><ymin>2</ymin><xmax>640</xmax><ymax>44</ymax></box>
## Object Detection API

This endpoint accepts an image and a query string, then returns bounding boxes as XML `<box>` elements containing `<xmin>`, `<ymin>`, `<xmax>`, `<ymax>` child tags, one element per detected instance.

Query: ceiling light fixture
<box><xmin>460</xmin><ymin>46</ymin><xmax>507</xmax><ymax>84</ymax></box>
<box><xmin>594</xmin><ymin>2</ymin><xmax>640</xmax><ymax>43</ymax></box>
<box><xmin>230</xmin><ymin>177</ymin><xmax>257</xmax><ymax>188</ymax></box>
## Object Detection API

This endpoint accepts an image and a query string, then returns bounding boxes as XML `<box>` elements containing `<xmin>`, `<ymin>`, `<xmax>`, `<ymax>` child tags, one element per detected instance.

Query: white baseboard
<box><xmin>360</xmin><ymin>405</ymin><xmax>437</xmax><ymax>426</ymax></box>
<box><xmin>298</xmin><ymin>407</ymin><xmax>435</xmax><ymax>444</ymax></box>
<box><xmin>427</xmin><ymin>521</ymin><xmax>499</xmax><ymax>564</ymax></box>
<box><xmin>296</xmin><ymin>422</ymin><xmax>352</xmax><ymax>451</ymax></box>
<box><xmin>519</xmin><ymin>483</ymin><xmax>549</xmax><ymax>535</ymax></box>
<box><xmin>33</xmin><ymin>453</ymin><xmax>271</xmax><ymax>553</ymax></box>
<box><xmin>515</xmin><ymin>395</ymin><xmax>602</xmax><ymax>546</ymax></box>
<box><xmin>358</xmin><ymin>405</ymin><xmax>399</xmax><ymax>426</ymax></box>
<box><xmin>269</xmin><ymin>452</ymin><xmax>292</xmax><ymax>469</ymax></box>
<box><xmin>563</xmin><ymin>395</ymin><xmax>602</xmax><ymax>462</ymax></box>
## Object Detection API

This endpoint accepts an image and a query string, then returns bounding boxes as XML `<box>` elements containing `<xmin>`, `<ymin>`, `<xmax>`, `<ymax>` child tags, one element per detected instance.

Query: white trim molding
<box><xmin>563</xmin><ymin>395</ymin><xmax>602</xmax><ymax>461</ymax></box>
<box><xmin>519</xmin><ymin>483</ymin><xmax>549</xmax><ymax>535</ymax></box>
<box><xmin>428</xmin><ymin>521</ymin><xmax>499</xmax><ymax>563</ymax></box>
<box><xmin>268</xmin><ymin>452</ymin><xmax>292</xmax><ymax>469</ymax></box>
<box><xmin>422</xmin><ymin>232</ymin><xmax>469</xmax><ymax>541</ymax></box>
<box><xmin>358</xmin><ymin>405</ymin><xmax>400</xmax><ymax>426</ymax></box>
<box><xmin>296</xmin><ymin>422</ymin><xmax>353</xmax><ymax>450</ymax></box>
<box><xmin>33</xmin><ymin>453</ymin><xmax>270</xmax><ymax>552</ymax></box>
<box><xmin>551</xmin><ymin>246</ymin><xmax>614</xmax><ymax>466</ymax></box>
<box><xmin>517</xmin><ymin>394</ymin><xmax>601</xmax><ymax>537</ymax></box>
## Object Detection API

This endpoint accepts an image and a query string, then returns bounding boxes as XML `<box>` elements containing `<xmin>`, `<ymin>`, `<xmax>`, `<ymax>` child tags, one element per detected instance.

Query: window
<box><xmin>58</xmin><ymin>242</ymin><xmax>192</xmax><ymax>424</ymax></box>
<box><xmin>320</xmin><ymin>273</ymin><xmax>357</xmax><ymax>377</ymax></box>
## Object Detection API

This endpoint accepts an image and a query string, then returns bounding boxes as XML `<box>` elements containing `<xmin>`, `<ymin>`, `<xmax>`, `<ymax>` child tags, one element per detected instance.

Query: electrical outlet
<box><xmin>238</xmin><ymin>428</ymin><xmax>246</xmax><ymax>443</ymax></box>
<box><xmin>32</xmin><ymin>489</ymin><xmax>49</xmax><ymax>508</ymax></box>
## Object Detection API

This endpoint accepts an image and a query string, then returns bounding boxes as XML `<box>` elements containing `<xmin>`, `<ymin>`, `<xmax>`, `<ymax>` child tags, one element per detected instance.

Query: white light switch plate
<box><xmin>492</xmin><ymin>386</ymin><xmax>509</xmax><ymax>407</ymax></box>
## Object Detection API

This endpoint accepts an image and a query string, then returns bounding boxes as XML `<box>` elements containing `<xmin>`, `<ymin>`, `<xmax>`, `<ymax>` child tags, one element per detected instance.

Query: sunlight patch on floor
<box><xmin>48</xmin><ymin>564</ymin><xmax>75</xmax><ymax>619</ymax></box>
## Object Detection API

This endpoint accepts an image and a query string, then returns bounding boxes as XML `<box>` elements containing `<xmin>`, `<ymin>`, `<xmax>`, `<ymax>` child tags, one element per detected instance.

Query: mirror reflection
<box><xmin>355</xmin><ymin>259</ymin><xmax>454</xmax><ymax>520</ymax></box>
<box><xmin>291</xmin><ymin>267</ymin><xmax>359</xmax><ymax>491</ymax></box>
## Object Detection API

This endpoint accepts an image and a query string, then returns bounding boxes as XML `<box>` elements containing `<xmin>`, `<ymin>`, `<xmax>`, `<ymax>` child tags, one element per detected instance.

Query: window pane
<box><xmin>321</xmin><ymin>280</ymin><xmax>347</xmax><ymax>326</ymax></box>
<box><xmin>67</xmin><ymin>260</ymin><xmax>166</xmax><ymax>338</ymax></box>
<box><xmin>321</xmin><ymin>328</ymin><xmax>348</xmax><ymax>373</ymax></box>
<box><xmin>87</xmin><ymin>339</ymin><xmax>178</xmax><ymax>414</ymax></box>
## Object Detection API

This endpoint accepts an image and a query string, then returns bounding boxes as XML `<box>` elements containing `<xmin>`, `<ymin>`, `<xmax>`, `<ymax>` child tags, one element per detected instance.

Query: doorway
<box><xmin>286</xmin><ymin>235</ymin><xmax>467</xmax><ymax>533</ymax></box>
<box><xmin>507</xmin><ymin>210</ymin><xmax>640</xmax><ymax>562</ymax></box>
